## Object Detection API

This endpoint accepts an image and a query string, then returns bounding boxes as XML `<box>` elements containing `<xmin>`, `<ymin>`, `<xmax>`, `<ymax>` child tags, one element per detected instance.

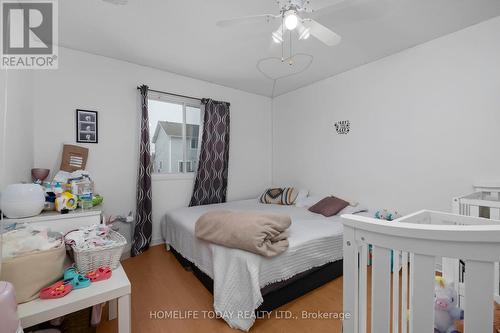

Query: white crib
<box><xmin>342</xmin><ymin>210</ymin><xmax>500</xmax><ymax>333</ymax></box>
<box><xmin>445</xmin><ymin>185</ymin><xmax>500</xmax><ymax>305</ymax></box>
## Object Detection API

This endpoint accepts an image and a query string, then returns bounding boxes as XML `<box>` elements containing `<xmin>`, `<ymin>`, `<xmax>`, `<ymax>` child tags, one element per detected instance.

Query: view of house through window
<box><xmin>148</xmin><ymin>94</ymin><xmax>202</xmax><ymax>174</ymax></box>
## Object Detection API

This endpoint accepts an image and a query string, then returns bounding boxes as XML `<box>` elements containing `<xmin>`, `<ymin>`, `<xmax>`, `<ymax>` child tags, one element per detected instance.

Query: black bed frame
<box><xmin>170</xmin><ymin>247</ymin><xmax>343</xmax><ymax>313</ymax></box>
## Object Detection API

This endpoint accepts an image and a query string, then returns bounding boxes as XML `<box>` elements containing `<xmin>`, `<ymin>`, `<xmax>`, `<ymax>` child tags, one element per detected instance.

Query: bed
<box><xmin>161</xmin><ymin>199</ymin><xmax>353</xmax><ymax>330</ymax></box>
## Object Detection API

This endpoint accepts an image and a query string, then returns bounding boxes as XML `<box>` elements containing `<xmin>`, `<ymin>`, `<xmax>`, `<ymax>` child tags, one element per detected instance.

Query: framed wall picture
<box><xmin>76</xmin><ymin>109</ymin><xmax>98</xmax><ymax>143</ymax></box>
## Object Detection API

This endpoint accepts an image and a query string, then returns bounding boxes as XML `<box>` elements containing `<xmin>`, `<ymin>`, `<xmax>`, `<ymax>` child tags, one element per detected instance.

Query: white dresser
<box><xmin>4</xmin><ymin>209</ymin><xmax>101</xmax><ymax>233</ymax></box>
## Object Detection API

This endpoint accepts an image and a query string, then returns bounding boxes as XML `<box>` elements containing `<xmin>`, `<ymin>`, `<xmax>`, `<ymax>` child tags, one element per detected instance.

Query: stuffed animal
<box><xmin>375</xmin><ymin>209</ymin><xmax>401</xmax><ymax>221</ymax></box>
<box><xmin>434</xmin><ymin>276</ymin><xmax>463</xmax><ymax>333</ymax></box>
<box><xmin>372</xmin><ymin>210</ymin><xmax>402</xmax><ymax>271</ymax></box>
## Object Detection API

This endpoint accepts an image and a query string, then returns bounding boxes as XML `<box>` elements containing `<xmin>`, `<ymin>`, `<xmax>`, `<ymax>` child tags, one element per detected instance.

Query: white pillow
<box><xmin>338</xmin><ymin>204</ymin><xmax>368</xmax><ymax>215</ymax></box>
<box><xmin>296</xmin><ymin>188</ymin><xmax>309</xmax><ymax>203</ymax></box>
<box><xmin>295</xmin><ymin>195</ymin><xmax>322</xmax><ymax>208</ymax></box>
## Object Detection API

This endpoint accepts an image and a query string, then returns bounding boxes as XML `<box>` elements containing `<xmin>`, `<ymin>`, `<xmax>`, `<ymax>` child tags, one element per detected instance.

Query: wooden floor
<box><xmin>97</xmin><ymin>245</ymin><xmax>346</xmax><ymax>333</ymax></box>
<box><xmin>96</xmin><ymin>245</ymin><xmax>500</xmax><ymax>333</ymax></box>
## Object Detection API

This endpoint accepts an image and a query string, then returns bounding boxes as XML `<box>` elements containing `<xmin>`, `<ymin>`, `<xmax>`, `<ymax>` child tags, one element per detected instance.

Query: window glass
<box><xmin>148</xmin><ymin>97</ymin><xmax>202</xmax><ymax>174</ymax></box>
<box><xmin>185</xmin><ymin>105</ymin><xmax>201</xmax><ymax>172</ymax></box>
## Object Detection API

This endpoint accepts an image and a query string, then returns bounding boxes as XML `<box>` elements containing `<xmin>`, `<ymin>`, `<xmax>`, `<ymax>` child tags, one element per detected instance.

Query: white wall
<box><xmin>33</xmin><ymin>47</ymin><xmax>272</xmax><ymax>244</ymax></box>
<box><xmin>0</xmin><ymin>70</ymin><xmax>34</xmax><ymax>190</ymax></box>
<box><xmin>272</xmin><ymin>17</ymin><xmax>500</xmax><ymax>213</ymax></box>
<box><xmin>1</xmin><ymin>70</ymin><xmax>34</xmax><ymax>272</ymax></box>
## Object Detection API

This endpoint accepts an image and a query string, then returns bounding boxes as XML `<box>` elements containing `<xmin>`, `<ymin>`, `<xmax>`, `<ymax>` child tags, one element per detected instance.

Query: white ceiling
<box><xmin>59</xmin><ymin>0</ymin><xmax>500</xmax><ymax>97</ymax></box>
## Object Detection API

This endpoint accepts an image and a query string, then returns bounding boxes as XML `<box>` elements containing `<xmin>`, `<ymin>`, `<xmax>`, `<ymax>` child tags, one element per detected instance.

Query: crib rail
<box><xmin>453</xmin><ymin>191</ymin><xmax>500</xmax><ymax>220</ymax></box>
<box><xmin>342</xmin><ymin>210</ymin><xmax>500</xmax><ymax>333</ymax></box>
<box><xmin>451</xmin><ymin>190</ymin><xmax>500</xmax><ymax>306</ymax></box>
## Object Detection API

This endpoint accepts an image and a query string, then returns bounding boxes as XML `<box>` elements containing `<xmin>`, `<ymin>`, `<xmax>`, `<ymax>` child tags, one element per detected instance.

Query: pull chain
<box><xmin>281</xmin><ymin>15</ymin><xmax>285</xmax><ymax>62</ymax></box>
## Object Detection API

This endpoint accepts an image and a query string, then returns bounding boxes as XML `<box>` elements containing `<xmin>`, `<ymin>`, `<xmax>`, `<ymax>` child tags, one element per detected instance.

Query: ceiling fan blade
<box><xmin>307</xmin><ymin>0</ymin><xmax>346</xmax><ymax>12</ymax></box>
<box><xmin>304</xmin><ymin>19</ymin><xmax>341</xmax><ymax>46</ymax></box>
<box><xmin>216</xmin><ymin>14</ymin><xmax>278</xmax><ymax>28</ymax></box>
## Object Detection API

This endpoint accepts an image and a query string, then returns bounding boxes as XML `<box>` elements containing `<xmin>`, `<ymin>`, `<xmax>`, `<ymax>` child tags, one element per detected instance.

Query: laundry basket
<box><xmin>68</xmin><ymin>230</ymin><xmax>126</xmax><ymax>274</ymax></box>
<box><xmin>0</xmin><ymin>233</ymin><xmax>69</xmax><ymax>303</ymax></box>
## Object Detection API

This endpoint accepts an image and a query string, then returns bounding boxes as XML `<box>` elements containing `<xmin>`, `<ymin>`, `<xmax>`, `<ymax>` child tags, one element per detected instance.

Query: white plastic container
<box><xmin>0</xmin><ymin>184</ymin><xmax>45</xmax><ymax>218</ymax></box>
<box><xmin>0</xmin><ymin>282</ymin><xmax>20</xmax><ymax>333</ymax></box>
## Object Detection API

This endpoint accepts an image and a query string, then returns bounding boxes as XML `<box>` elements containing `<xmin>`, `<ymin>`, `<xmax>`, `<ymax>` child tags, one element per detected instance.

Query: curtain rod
<box><xmin>137</xmin><ymin>86</ymin><xmax>202</xmax><ymax>102</ymax></box>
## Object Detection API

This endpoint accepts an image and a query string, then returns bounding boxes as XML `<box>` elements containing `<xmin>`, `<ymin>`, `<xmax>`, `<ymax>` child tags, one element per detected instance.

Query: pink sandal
<box><xmin>39</xmin><ymin>281</ymin><xmax>73</xmax><ymax>299</ymax></box>
<box><xmin>85</xmin><ymin>267</ymin><xmax>112</xmax><ymax>282</ymax></box>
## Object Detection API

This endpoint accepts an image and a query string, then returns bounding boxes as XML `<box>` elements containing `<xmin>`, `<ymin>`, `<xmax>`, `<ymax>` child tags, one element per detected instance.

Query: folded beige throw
<box><xmin>195</xmin><ymin>210</ymin><xmax>291</xmax><ymax>257</ymax></box>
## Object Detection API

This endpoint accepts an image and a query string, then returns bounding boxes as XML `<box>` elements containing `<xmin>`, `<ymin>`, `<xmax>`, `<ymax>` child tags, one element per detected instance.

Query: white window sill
<box><xmin>152</xmin><ymin>173</ymin><xmax>196</xmax><ymax>182</ymax></box>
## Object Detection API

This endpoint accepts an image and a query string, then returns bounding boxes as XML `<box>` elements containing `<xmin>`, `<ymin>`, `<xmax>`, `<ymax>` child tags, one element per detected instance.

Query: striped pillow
<box><xmin>259</xmin><ymin>187</ymin><xmax>299</xmax><ymax>205</ymax></box>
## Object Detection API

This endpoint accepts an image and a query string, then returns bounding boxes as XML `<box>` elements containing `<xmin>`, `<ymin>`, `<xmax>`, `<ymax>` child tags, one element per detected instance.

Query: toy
<box><xmin>434</xmin><ymin>276</ymin><xmax>463</xmax><ymax>333</ymax></box>
<box><xmin>375</xmin><ymin>209</ymin><xmax>401</xmax><ymax>221</ymax></box>
<box><xmin>55</xmin><ymin>191</ymin><xmax>78</xmax><ymax>212</ymax></box>
<box><xmin>92</xmin><ymin>194</ymin><xmax>103</xmax><ymax>207</ymax></box>
<box><xmin>371</xmin><ymin>209</ymin><xmax>402</xmax><ymax>270</ymax></box>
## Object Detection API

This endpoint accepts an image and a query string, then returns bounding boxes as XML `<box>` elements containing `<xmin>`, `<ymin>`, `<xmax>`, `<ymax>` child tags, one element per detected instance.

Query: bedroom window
<box><xmin>148</xmin><ymin>93</ymin><xmax>202</xmax><ymax>174</ymax></box>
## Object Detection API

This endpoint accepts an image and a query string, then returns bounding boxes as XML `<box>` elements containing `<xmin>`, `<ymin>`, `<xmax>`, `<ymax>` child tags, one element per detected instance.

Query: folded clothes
<box><xmin>2</xmin><ymin>227</ymin><xmax>63</xmax><ymax>259</ymax></box>
<box><xmin>65</xmin><ymin>224</ymin><xmax>117</xmax><ymax>250</ymax></box>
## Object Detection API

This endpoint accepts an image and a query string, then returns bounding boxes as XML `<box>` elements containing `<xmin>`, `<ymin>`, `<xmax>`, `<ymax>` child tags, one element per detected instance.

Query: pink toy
<box><xmin>0</xmin><ymin>281</ymin><xmax>20</xmax><ymax>333</ymax></box>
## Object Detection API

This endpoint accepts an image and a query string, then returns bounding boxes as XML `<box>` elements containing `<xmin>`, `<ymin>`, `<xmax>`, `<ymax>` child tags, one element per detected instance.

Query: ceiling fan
<box><xmin>216</xmin><ymin>0</ymin><xmax>344</xmax><ymax>47</ymax></box>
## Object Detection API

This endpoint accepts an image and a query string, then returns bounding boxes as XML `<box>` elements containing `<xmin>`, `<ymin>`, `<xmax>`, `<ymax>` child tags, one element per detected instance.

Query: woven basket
<box><xmin>68</xmin><ymin>230</ymin><xmax>127</xmax><ymax>274</ymax></box>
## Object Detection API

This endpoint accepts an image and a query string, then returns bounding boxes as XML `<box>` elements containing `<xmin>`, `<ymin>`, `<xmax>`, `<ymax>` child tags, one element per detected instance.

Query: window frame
<box><xmin>178</xmin><ymin>160</ymin><xmax>193</xmax><ymax>173</ymax></box>
<box><xmin>148</xmin><ymin>92</ymin><xmax>203</xmax><ymax>180</ymax></box>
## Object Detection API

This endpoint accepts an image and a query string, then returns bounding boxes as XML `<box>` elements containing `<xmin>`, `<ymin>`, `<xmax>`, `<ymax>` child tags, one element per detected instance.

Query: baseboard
<box><xmin>151</xmin><ymin>238</ymin><xmax>164</xmax><ymax>246</ymax></box>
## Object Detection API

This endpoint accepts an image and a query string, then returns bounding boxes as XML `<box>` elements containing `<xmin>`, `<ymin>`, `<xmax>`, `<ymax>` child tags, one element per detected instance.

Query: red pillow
<box><xmin>308</xmin><ymin>196</ymin><xmax>349</xmax><ymax>217</ymax></box>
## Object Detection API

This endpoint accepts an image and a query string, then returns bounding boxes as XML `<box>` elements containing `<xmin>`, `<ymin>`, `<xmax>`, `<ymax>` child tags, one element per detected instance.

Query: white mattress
<box><xmin>161</xmin><ymin>199</ymin><xmax>347</xmax><ymax>330</ymax></box>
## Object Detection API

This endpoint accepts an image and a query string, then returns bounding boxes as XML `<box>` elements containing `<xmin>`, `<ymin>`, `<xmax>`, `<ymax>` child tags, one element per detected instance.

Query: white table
<box><xmin>17</xmin><ymin>265</ymin><xmax>131</xmax><ymax>332</ymax></box>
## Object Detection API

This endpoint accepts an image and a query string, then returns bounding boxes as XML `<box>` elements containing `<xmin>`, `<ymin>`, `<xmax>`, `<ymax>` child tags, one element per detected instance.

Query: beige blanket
<box><xmin>195</xmin><ymin>210</ymin><xmax>291</xmax><ymax>257</ymax></box>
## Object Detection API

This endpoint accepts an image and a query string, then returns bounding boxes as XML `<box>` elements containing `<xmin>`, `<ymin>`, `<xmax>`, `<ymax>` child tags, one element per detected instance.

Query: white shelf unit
<box><xmin>3</xmin><ymin>209</ymin><xmax>101</xmax><ymax>234</ymax></box>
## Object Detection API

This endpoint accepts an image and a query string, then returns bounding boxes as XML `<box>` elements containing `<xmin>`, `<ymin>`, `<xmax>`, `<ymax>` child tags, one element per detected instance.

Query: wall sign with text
<box><xmin>334</xmin><ymin>120</ymin><xmax>350</xmax><ymax>135</ymax></box>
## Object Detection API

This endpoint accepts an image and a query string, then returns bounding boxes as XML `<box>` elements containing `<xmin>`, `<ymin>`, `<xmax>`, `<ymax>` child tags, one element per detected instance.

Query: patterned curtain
<box><xmin>132</xmin><ymin>85</ymin><xmax>153</xmax><ymax>256</ymax></box>
<box><xmin>189</xmin><ymin>99</ymin><xmax>230</xmax><ymax>206</ymax></box>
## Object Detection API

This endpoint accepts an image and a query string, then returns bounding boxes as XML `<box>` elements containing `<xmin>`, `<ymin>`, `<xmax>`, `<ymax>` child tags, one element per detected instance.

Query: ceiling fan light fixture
<box><xmin>284</xmin><ymin>10</ymin><xmax>298</xmax><ymax>30</ymax></box>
